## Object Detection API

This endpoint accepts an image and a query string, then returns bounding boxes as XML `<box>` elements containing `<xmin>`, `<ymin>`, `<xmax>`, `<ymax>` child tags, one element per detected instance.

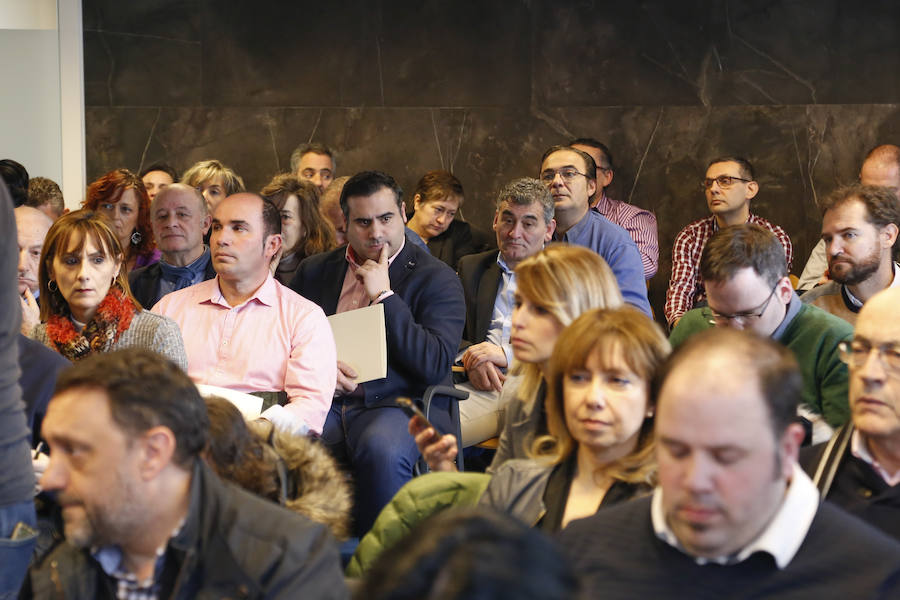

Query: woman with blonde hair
<box><xmin>260</xmin><ymin>173</ymin><xmax>337</xmax><ymax>285</ymax></box>
<box><xmin>30</xmin><ymin>210</ymin><xmax>187</xmax><ymax>368</ymax></box>
<box><xmin>411</xmin><ymin>244</ymin><xmax>623</xmax><ymax>473</ymax></box>
<box><xmin>479</xmin><ymin>306</ymin><xmax>670</xmax><ymax>531</ymax></box>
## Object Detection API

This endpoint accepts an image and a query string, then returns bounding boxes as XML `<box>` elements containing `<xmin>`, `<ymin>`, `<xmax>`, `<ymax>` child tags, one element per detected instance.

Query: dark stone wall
<box><xmin>83</xmin><ymin>0</ymin><xmax>900</xmax><ymax>318</ymax></box>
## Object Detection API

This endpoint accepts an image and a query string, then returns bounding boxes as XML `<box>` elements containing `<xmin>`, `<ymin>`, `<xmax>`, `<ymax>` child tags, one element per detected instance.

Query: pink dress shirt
<box><xmin>593</xmin><ymin>192</ymin><xmax>659</xmax><ymax>279</ymax></box>
<box><xmin>152</xmin><ymin>274</ymin><xmax>337</xmax><ymax>435</ymax></box>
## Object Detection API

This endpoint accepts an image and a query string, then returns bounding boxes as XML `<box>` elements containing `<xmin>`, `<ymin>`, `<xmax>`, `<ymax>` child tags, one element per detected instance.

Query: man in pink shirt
<box><xmin>153</xmin><ymin>193</ymin><xmax>336</xmax><ymax>435</ymax></box>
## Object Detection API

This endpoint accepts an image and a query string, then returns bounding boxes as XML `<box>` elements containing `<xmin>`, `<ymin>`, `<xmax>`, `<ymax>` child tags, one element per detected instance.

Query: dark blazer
<box><xmin>456</xmin><ymin>249</ymin><xmax>503</xmax><ymax>348</ymax></box>
<box><xmin>18</xmin><ymin>334</ymin><xmax>70</xmax><ymax>446</ymax></box>
<box><xmin>426</xmin><ymin>220</ymin><xmax>476</xmax><ymax>271</ymax></box>
<box><xmin>289</xmin><ymin>237</ymin><xmax>466</xmax><ymax>409</ymax></box>
<box><xmin>128</xmin><ymin>256</ymin><xmax>217</xmax><ymax>309</ymax></box>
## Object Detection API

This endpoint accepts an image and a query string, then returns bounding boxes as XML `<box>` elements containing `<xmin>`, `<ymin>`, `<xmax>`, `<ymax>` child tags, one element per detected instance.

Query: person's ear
<box><xmin>412</xmin><ymin>194</ymin><xmax>422</xmax><ymax>212</ymax></box>
<box><xmin>544</xmin><ymin>219</ymin><xmax>557</xmax><ymax>243</ymax></box>
<box><xmin>745</xmin><ymin>181</ymin><xmax>759</xmax><ymax>200</ymax></box>
<box><xmin>400</xmin><ymin>201</ymin><xmax>408</xmax><ymax>224</ymax></box>
<box><xmin>586</xmin><ymin>178</ymin><xmax>597</xmax><ymax>200</ymax></box>
<box><xmin>778</xmin><ymin>422</ymin><xmax>805</xmax><ymax>479</ymax></box>
<box><xmin>265</xmin><ymin>233</ymin><xmax>282</xmax><ymax>258</ymax></box>
<box><xmin>880</xmin><ymin>223</ymin><xmax>899</xmax><ymax>249</ymax></box>
<box><xmin>138</xmin><ymin>426</ymin><xmax>177</xmax><ymax>480</ymax></box>
<box><xmin>201</xmin><ymin>214</ymin><xmax>212</xmax><ymax>236</ymax></box>
<box><xmin>775</xmin><ymin>276</ymin><xmax>793</xmax><ymax>304</ymax></box>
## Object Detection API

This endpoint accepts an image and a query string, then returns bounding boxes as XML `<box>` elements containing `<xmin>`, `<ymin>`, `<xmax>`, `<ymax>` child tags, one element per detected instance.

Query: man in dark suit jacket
<box><xmin>18</xmin><ymin>334</ymin><xmax>69</xmax><ymax>447</ymax></box>
<box><xmin>129</xmin><ymin>184</ymin><xmax>214</xmax><ymax>308</ymax></box>
<box><xmin>290</xmin><ymin>171</ymin><xmax>465</xmax><ymax>534</ymax></box>
<box><xmin>454</xmin><ymin>178</ymin><xmax>556</xmax><ymax>445</ymax></box>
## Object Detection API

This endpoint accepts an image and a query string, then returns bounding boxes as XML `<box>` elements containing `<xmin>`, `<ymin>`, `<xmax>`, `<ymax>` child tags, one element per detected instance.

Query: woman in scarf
<box><xmin>30</xmin><ymin>210</ymin><xmax>187</xmax><ymax>368</ymax></box>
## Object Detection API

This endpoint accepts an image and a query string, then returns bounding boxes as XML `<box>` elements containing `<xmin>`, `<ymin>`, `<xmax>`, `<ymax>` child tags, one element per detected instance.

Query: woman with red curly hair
<box><xmin>83</xmin><ymin>168</ymin><xmax>159</xmax><ymax>271</ymax></box>
<box><xmin>29</xmin><ymin>210</ymin><xmax>186</xmax><ymax>367</ymax></box>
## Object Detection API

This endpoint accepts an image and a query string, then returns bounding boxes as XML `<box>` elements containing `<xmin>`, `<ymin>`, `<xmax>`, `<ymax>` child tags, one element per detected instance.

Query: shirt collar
<box><xmin>559</xmin><ymin>207</ymin><xmax>591</xmax><ymax>241</ymax></box>
<box><xmin>843</xmin><ymin>262</ymin><xmax>900</xmax><ymax>308</ymax></box>
<box><xmin>496</xmin><ymin>252</ymin><xmax>514</xmax><ymax>275</ymax></box>
<box><xmin>344</xmin><ymin>237</ymin><xmax>406</xmax><ymax>269</ymax></box>
<box><xmin>207</xmin><ymin>273</ymin><xmax>278</xmax><ymax>308</ymax></box>
<box><xmin>651</xmin><ymin>463</ymin><xmax>819</xmax><ymax>569</ymax></box>
<box><xmin>851</xmin><ymin>429</ymin><xmax>900</xmax><ymax>486</ymax></box>
<box><xmin>592</xmin><ymin>191</ymin><xmax>614</xmax><ymax>213</ymax></box>
<box><xmin>771</xmin><ymin>291</ymin><xmax>802</xmax><ymax>342</ymax></box>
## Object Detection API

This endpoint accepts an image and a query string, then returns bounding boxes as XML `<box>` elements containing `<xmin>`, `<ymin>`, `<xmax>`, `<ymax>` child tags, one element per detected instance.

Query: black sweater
<box><xmin>558</xmin><ymin>496</ymin><xmax>900</xmax><ymax>599</ymax></box>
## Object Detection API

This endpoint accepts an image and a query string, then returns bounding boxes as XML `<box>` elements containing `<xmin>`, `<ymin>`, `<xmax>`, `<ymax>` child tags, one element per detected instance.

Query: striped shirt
<box><xmin>593</xmin><ymin>192</ymin><xmax>659</xmax><ymax>279</ymax></box>
<box><xmin>665</xmin><ymin>213</ymin><xmax>793</xmax><ymax>325</ymax></box>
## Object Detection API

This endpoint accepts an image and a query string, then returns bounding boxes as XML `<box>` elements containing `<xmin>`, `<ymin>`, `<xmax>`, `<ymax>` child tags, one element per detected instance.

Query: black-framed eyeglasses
<box><xmin>540</xmin><ymin>168</ymin><xmax>589</xmax><ymax>186</ymax></box>
<box><xmin>838</xmin><ymin>340</ymin><xmax>900</xmax><ymax>376</ymax></box>
<box><xmin>707</xmin><ymin>283</ymin><xmax>778</xmax><ymax>326</ymax></box>
<box><xmin>701</xmin><ymin>175</ymin><xmax>752</xmax><ymax>190</ymax></box>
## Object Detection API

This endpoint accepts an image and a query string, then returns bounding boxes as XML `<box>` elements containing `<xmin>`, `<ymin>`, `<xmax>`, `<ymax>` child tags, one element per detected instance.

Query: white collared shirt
<box><xmin>851</xmin><ymin>429</ymin><xmax>900</xmax><ymax>486</ymax></box>
<box><xmin>651</xmin><ymin>463</ymin><xmax>820</xmax><ymax>569</ymax></box>
<box><xmin>845</xmin><ymin>262</ymin><xmax>900</xmax><ymax>308</ymax></box>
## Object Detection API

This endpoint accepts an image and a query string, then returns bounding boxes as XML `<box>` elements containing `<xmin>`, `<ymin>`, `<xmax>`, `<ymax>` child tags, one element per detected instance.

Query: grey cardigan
<box><xmin>487</xmin><ymin>375</ymin><xmax>546</xmax><ymax>474</ymax></box>
<box><xmin>32</xmin><ymin>310</ymin><xmax>188</xmax><ymax>370</ymax></box>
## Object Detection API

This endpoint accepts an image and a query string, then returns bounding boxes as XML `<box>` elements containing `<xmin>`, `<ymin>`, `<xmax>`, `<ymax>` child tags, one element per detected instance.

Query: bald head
<box><xmin>861</xmin><ymin>145</ymin><xmax>900</xmax><ymax>197</ymax></box>
<box><xmin>15</xmin><ymin>205</ymin><xmax>53</xmax><ymax>295</ymax></box>
<box><xmin>848</xmin><ymin>287</ymin><xmax>900</xmax><ymax>440</ymax></box>
<box><xmin>153</xmin><ymin>183</ymin><xmax>207</xmax><ymax>216</ymax></box>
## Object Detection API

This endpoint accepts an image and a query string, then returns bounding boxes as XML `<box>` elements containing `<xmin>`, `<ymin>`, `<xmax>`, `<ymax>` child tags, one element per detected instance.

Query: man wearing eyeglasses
<box><xmin>670</xmin><ymin>224</ymin><xmax>851</xmax><ymax>443</ymax></box>
<box><xmin>539</xmin><ymin>145</ymin><xmax>651</xmax><ymax>316</ymax></box>
<box><xmin>800</xmin><ymin>183</ymin><xmax>900</xmax><ymax>325</ymax></box>
<box><xmin>665</xmin><ymin>157</ymin><xmax>793</xmax><ymax>327</ymax></box>
<box><xmin>801</xmin><ymin>287</ymin><xmax>900</xmax><ymax>540</ymax></box>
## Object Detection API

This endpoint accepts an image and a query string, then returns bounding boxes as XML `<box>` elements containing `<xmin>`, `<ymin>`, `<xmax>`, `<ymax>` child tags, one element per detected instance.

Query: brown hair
<box><xmin>700</xmin><ymin>224</ymin><xmax>788</xmax><ymax>288</ymax></box>
<box><xmin>38</xmin><ymin>209</ymin><xmax>141</xmax><ymax>320</ymax></box>
<box><xmin>534</xmin><ymin>307</ymin><xmax>670</xmax><ymax>485</ymax></box>
<box><xmin>260</xmin><ymin>173</ymin><xmax>336</xmax><ymax>259</ymax></box>
<box><xmin>82</xmin><ymin>168</ymin><xmax>155</xmax><ymax>261</ymax></box>
<box><xmin>413</xmin><ymin>170</ymin><xmax>465</xmax><ymax>207</ymax></box>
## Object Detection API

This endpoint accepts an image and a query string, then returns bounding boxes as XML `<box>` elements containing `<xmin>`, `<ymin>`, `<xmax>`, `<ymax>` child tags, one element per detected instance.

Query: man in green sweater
<box><xmin>670</xmin><ymin>224</ymin><xmax>852</xmax><ymax>443</ymax></box>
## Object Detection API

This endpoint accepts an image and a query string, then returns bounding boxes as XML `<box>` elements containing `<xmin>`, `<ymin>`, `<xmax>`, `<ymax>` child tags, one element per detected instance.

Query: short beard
<box><xmin>829</xmin><ymin>250</ymin><xmax>881</xmax><ymax>286</ymax></box>
<box><xmin>64</xmin><ymin>466</ymin><xmax>143</xmax><ymax>549</ymax></box>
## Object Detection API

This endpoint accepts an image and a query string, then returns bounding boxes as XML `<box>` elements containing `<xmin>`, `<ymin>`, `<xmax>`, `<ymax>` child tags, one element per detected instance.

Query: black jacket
<box><xmin>22</xmin><ymin>460</ymin><xmax>348</xmax><ymax>599</ymax></box>
<box><xmin>128</xmin><ymin>255</ymin><xmax>217</xmax><ymax>310</ymax></box>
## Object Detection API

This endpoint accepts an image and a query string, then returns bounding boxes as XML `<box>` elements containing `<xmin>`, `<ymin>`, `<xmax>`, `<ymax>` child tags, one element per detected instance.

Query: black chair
<box><xmin>418</xmin><ymin>385</ymin><xmax>469</xmax><ymax>473</ymax></box>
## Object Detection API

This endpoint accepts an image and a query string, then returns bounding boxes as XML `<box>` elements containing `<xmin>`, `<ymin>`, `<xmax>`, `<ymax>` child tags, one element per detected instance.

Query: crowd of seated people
<box><xmin>3</xmin><ymin>137</ymin><xmax>900</xmax><ymax>598</ymax></box>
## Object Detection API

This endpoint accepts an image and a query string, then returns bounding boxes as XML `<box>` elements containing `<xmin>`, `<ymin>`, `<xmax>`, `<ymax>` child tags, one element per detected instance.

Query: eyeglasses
<box><xmin>540</xmin><ymin>168</ymin><xmax>589</xmax><ymax>186</ymax></box>
<box><xmin>838</xmin><ymin>340</ymin><xmax>900</xmax><ymax>375</ymax></box>
<box><xmin>707</xmin><ymin>284</ymin><xmax>778</xmax><ymax>326</ymax></box>
<box><xmin>701</xmin><ymin>175</ymin><xmax>752</xmax><ymax>190</ymax></box>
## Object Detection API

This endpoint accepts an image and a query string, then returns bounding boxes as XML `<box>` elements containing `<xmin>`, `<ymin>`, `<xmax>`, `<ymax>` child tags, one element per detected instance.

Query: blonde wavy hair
<box><xmin>511</xmin><ymin>244</ymin><xmax>624</xmax><ymax>407</ymax></box>
<box><xmin>532</xmin><ymin>307</ymin><xmax>671</xmax><ymax>486</ymax></box>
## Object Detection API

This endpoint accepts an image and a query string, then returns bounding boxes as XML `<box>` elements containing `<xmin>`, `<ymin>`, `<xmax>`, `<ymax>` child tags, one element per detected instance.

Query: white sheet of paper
<box><xmin>327</xmin><ymin>303</ymin><xmax>387</xmax><ymax>384</ymax></box>
<box><xmin>195</xmin><ymin>384</ymin><xmax>264</xmax><ymax>419</ymax></box>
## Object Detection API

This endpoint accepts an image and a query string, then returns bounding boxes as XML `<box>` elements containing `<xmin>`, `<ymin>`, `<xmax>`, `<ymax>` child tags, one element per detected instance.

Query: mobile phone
<box><xmin>396</xmin><ymin>397</ymin><xmax>443</xmax><ymax>435</ymax></box>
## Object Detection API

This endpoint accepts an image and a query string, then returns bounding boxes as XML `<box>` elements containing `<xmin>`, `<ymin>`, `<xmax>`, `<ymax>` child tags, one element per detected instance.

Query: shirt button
<box><xmin>859</xmin><ymin>488</ymin><xmax>873</xmax><ymax>498</ymax></box>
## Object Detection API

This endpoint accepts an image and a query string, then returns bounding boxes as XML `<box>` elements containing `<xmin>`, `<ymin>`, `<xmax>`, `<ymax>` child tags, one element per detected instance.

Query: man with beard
<box><xmin>22</xmin><ymin>348</ymin><xmax>347</xmax><ymax>599</ymax></box>
<box><xmin>801</xmin><ymin>184</ymin><xmax>900</xmax><ymax>325</ymax></box>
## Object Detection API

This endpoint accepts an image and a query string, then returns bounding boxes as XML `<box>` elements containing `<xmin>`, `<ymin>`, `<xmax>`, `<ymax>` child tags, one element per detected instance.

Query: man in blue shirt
<box><xmin>539</xmin><ymin>145</ymin><xmax>651</xmax><ymax>316</ymax></box>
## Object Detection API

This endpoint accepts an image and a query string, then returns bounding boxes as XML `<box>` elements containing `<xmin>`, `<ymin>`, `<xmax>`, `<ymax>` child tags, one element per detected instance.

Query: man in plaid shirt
<box><xmin>665</xmin><ymin>157</ymin><xmax>792</xmax><ymax>327</ymax></box>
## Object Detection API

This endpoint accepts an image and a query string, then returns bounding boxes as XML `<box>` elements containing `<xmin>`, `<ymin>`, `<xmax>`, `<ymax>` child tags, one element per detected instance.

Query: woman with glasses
<box><xmin>82</xmin><ymin>169</ymin><xmax>159</xmax><ymax>272</ymax></box>
<box><xmin>410</xmin><ymin>244</ymin><xmax>624</xmax><ymax>473</ymax></box>
<box><xmin>478</xmin><ymin>307</ymin><xmax>670</xmax><ymax>532</ymax></box>
<box><xmin>406</xmin><ymin>170</ymin><xmax>477</xmax><ymax>270</ymax></box>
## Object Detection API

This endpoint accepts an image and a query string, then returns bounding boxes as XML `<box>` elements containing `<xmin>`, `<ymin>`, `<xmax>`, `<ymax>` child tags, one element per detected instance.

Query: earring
<box><xmin>646</xmin><ymin>409</ymin><xmax>655</xmax><ymax>418</ymax></box>
<box><xmin>47</xmin><ymin>280</ymin><xmax>58</xmax><ymax>292</ymax></box>
<box><xmin>130</xmin><ymin>231</ymin><xmax>142</xmax><ymax>245</ymax></box>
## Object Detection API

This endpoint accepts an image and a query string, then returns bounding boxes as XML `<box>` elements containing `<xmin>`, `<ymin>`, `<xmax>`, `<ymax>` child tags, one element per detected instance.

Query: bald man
<box><xmin>153</xmin><ymin>193</ymin><xmax>336</xmax><ymax>437</ymax></box>
<box><xmin>798</xmin><ymin>144</ymin><xmax>900</xmax><ymax>290</ymax></box>
<box><xmin>15</xmin><ymin>205</ymin><xmax>52</xmax><ymax>334</ymax></box>
<box><xmin>801</xmin><ymin>286</ymin><xmax>900</xmax><ymax>540</ymax></box>
<box><xmin>130</xmin><ymin>184</ymin><xmax>216</xmax><ymax>308</ymax></box>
